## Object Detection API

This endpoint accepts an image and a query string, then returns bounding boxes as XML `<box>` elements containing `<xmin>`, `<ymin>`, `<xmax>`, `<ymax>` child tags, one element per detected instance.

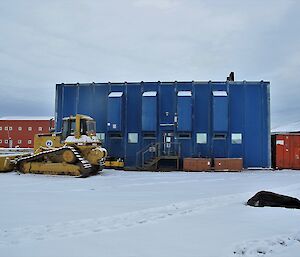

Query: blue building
<box><xmin>55</xmin><ymin>80</ymin><xmax>270</xmax><ymax>170</ymax></box>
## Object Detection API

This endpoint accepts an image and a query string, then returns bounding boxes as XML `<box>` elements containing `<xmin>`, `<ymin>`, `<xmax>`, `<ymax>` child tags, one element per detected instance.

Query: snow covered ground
<box><xmin>0</xmin><ymin>170</ymin><xmax>300</xmax><ymax>257</ymax></box>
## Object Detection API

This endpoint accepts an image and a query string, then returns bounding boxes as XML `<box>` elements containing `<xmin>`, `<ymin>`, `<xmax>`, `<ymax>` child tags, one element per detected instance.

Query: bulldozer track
<box><xmin>15</xmin><ymin>146</ymin><xmax>96</xmax><ymax>178</ymax></box>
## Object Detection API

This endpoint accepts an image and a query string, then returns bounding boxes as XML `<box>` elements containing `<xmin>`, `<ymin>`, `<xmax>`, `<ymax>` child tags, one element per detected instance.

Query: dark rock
<box><xmin>247</xmin><ymin>191</ymin><xmax>300</xmax><ymax>209</ymax></box>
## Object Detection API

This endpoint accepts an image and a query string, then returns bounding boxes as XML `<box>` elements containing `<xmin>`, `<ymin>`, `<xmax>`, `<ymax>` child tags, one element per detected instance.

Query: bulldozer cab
<box><xmin>33</xmin><ymin>114</ymin><xmax>102</xmax><ymax>158</ymax></box>
<box><xmin>61</xmin><ymin>115</ymin><xmax>96</xmax><ymax>141</ymax></box>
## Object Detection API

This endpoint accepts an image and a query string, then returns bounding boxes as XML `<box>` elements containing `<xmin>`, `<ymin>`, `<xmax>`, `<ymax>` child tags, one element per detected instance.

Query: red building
<box><xmin>0</xmin><ymin>116</ymin><xmax>54</xmax><ymax>148</ymax></box>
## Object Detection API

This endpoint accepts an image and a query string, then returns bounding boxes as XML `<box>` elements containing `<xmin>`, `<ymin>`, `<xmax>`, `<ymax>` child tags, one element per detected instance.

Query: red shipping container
<box><xmin>273</xmin><ymin>134</ymin><xmax>300</xmax><ymax>170</ymax></box>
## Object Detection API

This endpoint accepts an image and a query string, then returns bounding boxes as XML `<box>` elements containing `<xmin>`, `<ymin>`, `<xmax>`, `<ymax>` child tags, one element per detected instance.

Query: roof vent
<box><xmin>108</xmin><ymin>92</ymin><xmax>123</xmax><ymax>97</ymax></box>
<box><xmin>227</xmin><ymin>72</ymin><xmax>234</xmax><ymax>81</ymax></box>
<box><xmin>142</xmin><ymin>91</ymin><xmax>157</xmax><ymax>97</ymax></box>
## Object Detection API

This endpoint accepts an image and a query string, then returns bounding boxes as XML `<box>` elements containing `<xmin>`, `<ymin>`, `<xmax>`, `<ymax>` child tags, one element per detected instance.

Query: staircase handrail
<box><xmin>135</xmin><ymin>142</ymin><xmax>156</xmax><ymax>167</ymax></box>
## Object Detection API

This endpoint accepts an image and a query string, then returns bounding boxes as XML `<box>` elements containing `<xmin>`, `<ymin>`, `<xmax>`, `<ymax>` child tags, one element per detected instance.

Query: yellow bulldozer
<box><xmin>0</xmin><ymin>114</ymin><xmax>107</xmax><ymax>177</ymax></box>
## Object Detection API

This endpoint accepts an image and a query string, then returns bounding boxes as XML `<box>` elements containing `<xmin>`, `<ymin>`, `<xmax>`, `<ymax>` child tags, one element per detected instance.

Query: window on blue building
<box><xmin>197</xmin><ymin>133</ymin><xmax>207</xmax><ymax>144</ymax></box>
<box><xmin>96</xmin><ymin>133</ymin><xmax>105</xmax><ymax>142</ymax></box>
<box><xmin>128</xmin><ymin>133</ymin><xmax>138</xmax><ymax>143</ymax></box>
<box><xmin>232</xmin><ymin>133</ymin><xmax>242</xmax><ymax>144</ymax></box>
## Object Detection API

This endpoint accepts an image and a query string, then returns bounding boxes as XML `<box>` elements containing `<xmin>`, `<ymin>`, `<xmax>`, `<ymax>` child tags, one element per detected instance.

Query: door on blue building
<box><xmin>161</xmin><ymin>132</ymin><xmax>175</xmax><ymax>156</ymax></box>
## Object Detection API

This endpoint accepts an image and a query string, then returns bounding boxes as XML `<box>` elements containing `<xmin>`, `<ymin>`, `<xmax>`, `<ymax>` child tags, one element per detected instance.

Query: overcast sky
<box><xmin>0</xmin><ymin>0</ymin><xmax>299</xmax><ymax>127</ymax></box>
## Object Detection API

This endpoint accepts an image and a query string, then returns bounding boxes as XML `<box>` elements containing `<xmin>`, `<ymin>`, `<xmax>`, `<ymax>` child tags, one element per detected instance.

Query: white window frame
<box><xmin>28</xmin><ymin>127</ymin><xmax>32</xmax><ymax>131</ymax></box>
<box><xmin>18</xmin><ymin>139</ymin><xmax>22</xmax><ymax>144</ymax></box>
<box><xmin>38</xmin><ymin>127</ymin><xmax>43</xmax><ymax>131</ymax></box>
<box><xmin>0</xmin><ymin>139</ymin><xmax>2</xmax><ymax>143</ymax></box>
<box><xmin>0</xmin><ymin>127</ymin><xmax>2</xmax><ymax>131</ymax></box>
<box><xmin>18</xmin><ymin>127</ymin><xmax>22</xmax><ymax>131</ymax></box>
<box><xmin>28</xmin><ymin>139</ymin><xmax>32</xmax><ymax>144</ymax></box>
<box><xmin>9</xmin><ymin>127</ymin><xmax>12</xmax><ymax>131</ymax></box>
<box><xmin>4</xmin><ymin>127</ymin><xmax>8</xmax><ymax>131</ymax></box>
<box><xmin>4</xmin><ymin>139</ymin><xmax>8</xmax><ymax>144</ymax></box>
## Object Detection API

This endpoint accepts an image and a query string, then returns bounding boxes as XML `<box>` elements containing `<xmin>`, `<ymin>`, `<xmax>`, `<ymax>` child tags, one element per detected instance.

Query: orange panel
<box><xmin>183</xmin><ymin>158</ymin><xmax>211</xmax><ymax>172</ymax></box>
<box><xmin>214</xmin><ymin>158</ymin><xmax>243</xmax><ymax>172</ymax></box>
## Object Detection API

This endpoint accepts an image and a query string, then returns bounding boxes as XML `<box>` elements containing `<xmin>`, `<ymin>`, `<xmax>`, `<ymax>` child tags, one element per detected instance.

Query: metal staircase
<box><xmin>136</xmin><ymin>142</ymin><xmax>181</xmax><ymax>171</ymax></box>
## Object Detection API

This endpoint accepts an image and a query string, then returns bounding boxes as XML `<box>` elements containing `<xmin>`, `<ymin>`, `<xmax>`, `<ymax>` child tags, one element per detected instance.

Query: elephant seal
<box><xmin>247</xmin><ymin>191</ymin><xmax>300</xmax><ymax>209</ymax></box>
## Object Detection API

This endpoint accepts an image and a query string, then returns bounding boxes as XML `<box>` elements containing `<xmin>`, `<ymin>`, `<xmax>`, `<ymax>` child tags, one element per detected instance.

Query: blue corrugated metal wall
<box><xmin>55</xmin><ymin>81</ymin><xmax>270</xmax><ymax>168</ymax></box>
<box><xmin>142</xmin><ymin>93</ymin><xmax>157</xmax><ymax>131</ymax></box>
<box><xmin>177</xmin><ymin>93</ymin><xmax>192</xmax><ymax>131</ymax></box>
